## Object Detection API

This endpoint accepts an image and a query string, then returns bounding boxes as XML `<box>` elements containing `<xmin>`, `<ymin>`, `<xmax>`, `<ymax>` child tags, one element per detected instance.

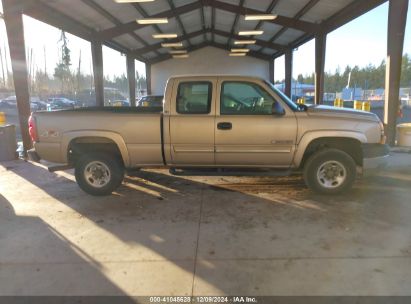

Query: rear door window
<box><xmin>176</xmin><ymin>82</ymin><xmax>212</xmax><ymax>114</ymax></box>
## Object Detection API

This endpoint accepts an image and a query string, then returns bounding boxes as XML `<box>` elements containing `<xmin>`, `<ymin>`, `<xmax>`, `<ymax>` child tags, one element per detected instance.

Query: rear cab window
<box><xmin>176</xmin><ymin>82</ymin><xmax>212</xmax><ymax>114</ymax></box>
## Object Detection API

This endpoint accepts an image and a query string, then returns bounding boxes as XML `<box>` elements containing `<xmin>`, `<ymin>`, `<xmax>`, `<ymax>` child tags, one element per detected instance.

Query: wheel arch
<box><xmin>294</xmin><ymin>131</ymin><xmax>367</xmax><ymax>168</ymax></box>
<box><xmin>61</xmin><ymin>131</ymin><xmax>130</xmax><ymax>167</ymax></box>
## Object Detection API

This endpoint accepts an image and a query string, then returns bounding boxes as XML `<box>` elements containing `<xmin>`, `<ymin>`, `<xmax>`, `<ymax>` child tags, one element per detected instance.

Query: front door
<box><xmin>169</xmin><ymin>78</ymin><xmax>216</xmax><ymax>165</ymax></box>
<box><xmin>215</xmin><ymin>79</ymin><xmax>297</xmax><ymax>167</ymax></box>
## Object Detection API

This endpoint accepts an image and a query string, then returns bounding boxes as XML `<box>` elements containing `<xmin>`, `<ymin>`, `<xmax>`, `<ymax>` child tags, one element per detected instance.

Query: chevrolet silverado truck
<box><xmin>28</xmin><ymin>75</ymin><xmax>389</xmax><ymax>196</ymax></box>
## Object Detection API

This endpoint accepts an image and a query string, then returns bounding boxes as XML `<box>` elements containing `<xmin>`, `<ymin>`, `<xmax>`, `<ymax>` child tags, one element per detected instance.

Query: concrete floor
<box><xmin>1</xmin><ymin>153</ymin><xmax>411</xmax><ymax>296</ymax></box>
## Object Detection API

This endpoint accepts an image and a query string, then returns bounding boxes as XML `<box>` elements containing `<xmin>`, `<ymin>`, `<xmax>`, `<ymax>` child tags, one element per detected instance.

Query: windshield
<box><xmin>264</xmin><ymin>81</ymin><xmax>300</xmax><ymax>112</ymax></box>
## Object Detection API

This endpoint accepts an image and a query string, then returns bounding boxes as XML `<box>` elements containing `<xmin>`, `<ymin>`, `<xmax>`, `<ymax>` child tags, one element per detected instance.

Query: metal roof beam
<box><xmin>321</xmin><ymin>0</ymin><xmax>388</xmax><ymax>34</ymax></box>
<box><xmin>273</xmin><ymin>0</ymin><xmax>388</xmax><ymax>59</ymax></box>
<box><xmin>166</xmin><ymin>0</ymin><xmax>192</xmax><ymax>46</ymax></box>
<box><xmin>259</xmin><ymin>0</ymin><xmax>320</xmax><ymax>53</ymax></box>
<box><xmin>132</xmin><ymin>29</ymin><xmax>208</xmax><ymax>56</ymax></box>
<box><xmin>97</xmin><ymin>1</ymin><xmax>202</xmax><ymax>41</ymax></box>
<box><xmin>209</xmin><ymin>41</ymin><xmax>272</xmax><ymax>61</ymax></box>
<box><xmin>148</xmin><ymin>39</ymin><xmax>272</xmax><ymax>65</ymax></box>
<box><xmin>132</xmin><ymin>28</ymin><xmax>286</xmax><ymax>56</ymax></box>
<box><xmin>226</xmin><ymin>0</ymin><xmax>245</xmax><ymax>48</ymax></box>
<box><xmin>148</xmin><ymin>41</ymin><xmax>209</xmax><ymax>64</ymax></box>
<box><xmin>212</xmin><ymin>29</ymin><xmax>286</xmax><ymax>52</ymax></box>
<box><xmin>80</xmin><ymin>0</ymin><xmax>152</xmax><ymax>61</ymax></box>
<box><xmin>253</xmin><ymin>0</ymin><xmax>281</xmax><ymax>31</ymax></box>
<box><xmin>98</xmin><ymin>0</ymin><xmax>319</xmax><ymax>41</ymax></box>
<box><xmin>204</xmin><ymin>0</ymin><xmax>320</xmax><ymax>33</ymax></box>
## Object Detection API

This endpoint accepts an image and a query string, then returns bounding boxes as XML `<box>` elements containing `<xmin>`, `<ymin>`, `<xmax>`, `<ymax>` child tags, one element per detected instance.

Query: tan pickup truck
<box><xmin>28</xmin><ymin>75</ymin><xmax>389</xmax><ymax>196</ymax></box>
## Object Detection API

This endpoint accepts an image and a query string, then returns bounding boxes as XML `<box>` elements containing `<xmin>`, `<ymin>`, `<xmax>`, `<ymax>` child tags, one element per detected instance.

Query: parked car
<box><xmin>137</xmin><ymin>95</ymin><xmax>163</xmax><ymax>107</ymax></box>
<box><xmin>0</xmin><ymin>96</ymin><xmax>47</xmax><ymax>111</ymax></box>
<box><xmin>29</xmin><ymin>75</ymin><xmax>389</xmax><ymax>196</ymax></box>
<box><xmin>109</xmin><ymin>99</ymin><xmax>130</xmax><ymax>107</ymax></box>
<box><xmin>0</xmin><ymin>95</ymin><xmax>17</xmax><ymax>108</ymax></box>
<box><xmin>47</xmin><ymin>98</ymin><xmax>76</xmax><ymax>110</ymax></box>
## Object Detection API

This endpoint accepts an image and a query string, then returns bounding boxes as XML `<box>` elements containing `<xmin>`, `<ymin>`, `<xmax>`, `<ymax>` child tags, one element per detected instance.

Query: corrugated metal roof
<box><xmin>24</xmin><ymin>0</ymin><xmax>387</xmax><ymax>63</ymax></box>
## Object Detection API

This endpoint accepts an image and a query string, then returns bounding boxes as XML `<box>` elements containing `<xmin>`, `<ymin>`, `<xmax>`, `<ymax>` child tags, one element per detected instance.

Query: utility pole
<box><xmin>43</xmin><ymin>45</ymin><xmax>47</xmax><ymax>76</ymax></box>
<box><xmin>0</xmin><ymin>47</ymin><xmax>5</xmax><ymax>87</ymax></box>
<box><xmin>77</xmin><ymin>49</ymin><xmax>82</xmax><ymax>95</ymax></box>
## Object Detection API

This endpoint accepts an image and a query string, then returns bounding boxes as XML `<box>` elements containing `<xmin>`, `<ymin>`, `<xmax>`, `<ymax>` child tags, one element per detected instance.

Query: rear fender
<box><xmin>61</xmin><ymin>131</ymin><xmax>130</xmax><ymax>167</ymax></box>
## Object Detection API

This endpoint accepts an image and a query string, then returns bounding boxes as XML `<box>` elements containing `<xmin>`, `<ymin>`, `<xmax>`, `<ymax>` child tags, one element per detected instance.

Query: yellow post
<box><xmin>334</xmin><ymin>98</ymin><xmax>340</xmax><ymax>107</ymax></box>
<box><xmin>334</xmin><ymin>98</ymin><xmax>344</xmax><ymax>107</ymax></box>
<box><xmin>297</xmin><ymin>97</ymin><xmax>305</xmax><ymax>105</ymax></box>
<box><xmin>0</xmin><ymin>112</ymin><xmax>5</xmax><ymax>125</ymax></box>
<box><xmin>354</xmin><ymin>100</ymin><xmax>362</xmax><ymax>110</ymax></box>
<box><xmin>362</xmin><ymin>101</ymin><xmax>371</xmax><ymax>112</ymax></box>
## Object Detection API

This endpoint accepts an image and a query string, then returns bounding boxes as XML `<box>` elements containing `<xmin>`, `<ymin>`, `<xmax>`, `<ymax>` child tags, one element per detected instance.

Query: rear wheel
<box><xmin>75</xmin><ymin>152</ymin><xmax>124</xmax><ymax>196</ymax></box>
<box><xmin>303</xmin><ymin>148</ymin><xmax>357</xmax><ymax>194</ymax></box>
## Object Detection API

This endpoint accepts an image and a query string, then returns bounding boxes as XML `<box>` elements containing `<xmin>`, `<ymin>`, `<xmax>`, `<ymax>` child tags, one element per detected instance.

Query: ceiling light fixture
<box><xmin>169</xmin><ymin>50</ymin><xmax>187</xmax><ymax>54</ymax></box>
<box><xmin>173</xmin><ymin>54</ymin><xmax>189</xmax><ymax>59</ymax></box>
<box><xmin>245</xmin><ymin>14</ymin><xmax>277</xmax><ymax>21</ymax></box>
<box><xmin>234</xmin><ymin>40</ymin><xmax>256</xmax><ymax>45</ymax></box>
<box><xmin>161</xmin><ymin>42</ymin><xmax>183</xmax><ymax>48</ymax></box>
<box><xmin>231</xmin><ymin>49</ymin><xmax>250</xmax><ymax>53</ymax></box>
<box><xmin>115</xmin><ymin>0</ymin><xmax>155</xmax><ymax>3</ymax></box>
<box><xmin>153</xmin><ymin>33</ymin><xmax>178</xmax><ymax>39</ymax></box>
<box><xmin>137</xmin><ymin>18</ymin><xmax>168</xmax><ymax>25</ymax></box>
<box><xmin>238</xmin><ymin>30</ymin><xmax>264</xmax><ymax>36</ymax></box>
<box><xmin>229</xmin><ymin>53</ymin><xmax>247</xmax><ymax>57</ymax></box>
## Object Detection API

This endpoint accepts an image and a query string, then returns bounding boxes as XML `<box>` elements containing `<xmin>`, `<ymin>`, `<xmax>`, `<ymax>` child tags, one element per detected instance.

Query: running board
<box><xmin>169</xmin><ymin>167</ymin><xmax>297</xmax><ymax>177</ymax></box>
<box><xmin>48</xmin><ymin>164</ymin><xmax>73</xmax><ymax>172</ymax></box>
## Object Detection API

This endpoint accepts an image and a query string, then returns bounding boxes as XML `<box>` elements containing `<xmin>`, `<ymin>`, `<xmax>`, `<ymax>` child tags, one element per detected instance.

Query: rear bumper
<box><xmin>27</xmin><ymin>149</ymin><xmax>41</xmax><ymax>162</ymax></box>
<box><xmin>362</xmin><ymin>144</ymin><xmax>389</xmax><ymax>176</ymax></box>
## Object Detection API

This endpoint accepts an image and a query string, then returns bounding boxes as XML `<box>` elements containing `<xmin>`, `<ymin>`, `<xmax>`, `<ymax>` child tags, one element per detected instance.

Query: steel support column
<box><xmin>269</xmin><ymin>59</ymin><xmax>274</xmax><ymax>83</ymax></box>
<box><xmin>315</xmin><ymin>33</ymin><xmax>326</xmax><ymax>105</ymax></box>
<box><xmin>91</xmin><ymin>40</ymin><xmax>104</xmax><ymax>107</ymax></box>
<box><xmin>384</xmin><ymin>0</ymin><xmax>408</xmax><ymax>146</ymax></box>
<box><xmin>284</xmin><ymin>49</ymin><xmax>293</xmax><ymax>98</ymax></box>
<box><xmin>2</xmin><ymin>0</ymin><xmax>32</xmax><ymax>154</ymax></box>
<box><xmin>126</xmin><ymin>55</ymin><xmax>136</xmax><ymax>107</ymax></box>
<box><xmin>145</xmin><ymin>63</ymin><xmax>152</xmax><ymax>95</ymax></box>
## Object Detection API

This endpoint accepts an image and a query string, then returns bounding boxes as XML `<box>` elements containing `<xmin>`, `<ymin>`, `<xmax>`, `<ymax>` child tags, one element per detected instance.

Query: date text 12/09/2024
<box><xmin>149</xmin><ymin>296</ymin><xmax>258</xmax><ymax>303</ymax></box>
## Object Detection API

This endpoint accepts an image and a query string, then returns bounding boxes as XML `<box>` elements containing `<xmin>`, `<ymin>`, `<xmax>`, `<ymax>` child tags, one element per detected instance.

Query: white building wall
<box><xmin>150</xmin><ymin>46</ymin><xmax>270</xmax><ymax>95</ymax></box>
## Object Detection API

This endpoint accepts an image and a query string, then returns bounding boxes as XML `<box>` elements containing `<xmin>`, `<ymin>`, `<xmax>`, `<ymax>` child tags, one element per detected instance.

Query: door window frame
<box><xmin>219</xmin><ymin>80</ymin><xmax>283</xmax><ymax>116</ymax></box>
<box><xmin>176</xmin><ymin>81</ymin><xmax>213</xmax><ymax>115</ymax></box>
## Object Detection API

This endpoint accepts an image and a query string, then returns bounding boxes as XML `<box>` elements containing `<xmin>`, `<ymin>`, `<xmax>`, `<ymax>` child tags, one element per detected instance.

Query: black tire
<box><xmin>303</xmin><ymin>148</ymin><xmax>357</xmax><ymax>194</ymax></box>
<box><xmin>74</xmin><ymin>152</ymin><xmax>124</xmax><ymax>196</ymax></box>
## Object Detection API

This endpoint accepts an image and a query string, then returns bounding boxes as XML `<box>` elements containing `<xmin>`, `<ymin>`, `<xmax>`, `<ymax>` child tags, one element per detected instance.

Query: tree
<box><xmin>54</xmin><ymin>31</ymin><xmax>74</xmax><ymax>93</ymax></box>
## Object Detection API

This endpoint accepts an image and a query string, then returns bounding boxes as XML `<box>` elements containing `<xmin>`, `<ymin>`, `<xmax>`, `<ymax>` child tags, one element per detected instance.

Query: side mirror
<box><xmin>272</xmin><ymin>102</ymin><xmax>285</xmax><ymax>116</ymax></box>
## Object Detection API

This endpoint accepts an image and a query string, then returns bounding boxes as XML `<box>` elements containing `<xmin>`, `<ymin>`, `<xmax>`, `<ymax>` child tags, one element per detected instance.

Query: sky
<box><xmin>0</xmin><ymin>1</ymin><xmax>410</xmax><ymax>82</ymax></box>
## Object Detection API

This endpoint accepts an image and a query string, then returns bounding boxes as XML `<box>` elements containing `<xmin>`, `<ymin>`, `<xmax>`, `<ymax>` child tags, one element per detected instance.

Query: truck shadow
<box><xmin>3</xmin><ymin>160</ymin><xmax>411</xmax><ymax>295</ymax></box>
<box><xmin>0</xmin><ymin>193</ymin><xmax>137</xmax><ymax>300</ymax></box>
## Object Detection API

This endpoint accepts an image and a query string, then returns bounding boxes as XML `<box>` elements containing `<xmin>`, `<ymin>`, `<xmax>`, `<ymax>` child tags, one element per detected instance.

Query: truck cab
<box><xmin>163</xmin><ymin>76</ymin><xmax>298</xmax><ymax>168</ymax></box>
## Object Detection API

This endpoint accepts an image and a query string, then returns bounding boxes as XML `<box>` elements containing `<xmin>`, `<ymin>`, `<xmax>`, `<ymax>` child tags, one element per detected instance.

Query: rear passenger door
<box><xmin>168</xmin><ymin>78</ymin><xmax>216</xmax><ymax>165</ymax></box>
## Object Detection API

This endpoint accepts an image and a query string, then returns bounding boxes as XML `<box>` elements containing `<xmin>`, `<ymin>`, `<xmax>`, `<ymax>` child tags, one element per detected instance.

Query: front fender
<box><xmin>61</xmin><ymin>130</ymin><xmax>131</xmax><ymax>167</ymax></box>
<box><xmin>293</xmin><ymin>131</ymin><xmax>367</xmax><ymax>167</ymax></box>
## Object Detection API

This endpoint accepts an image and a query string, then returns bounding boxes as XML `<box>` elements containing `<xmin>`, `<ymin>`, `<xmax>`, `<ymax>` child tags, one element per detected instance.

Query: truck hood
<box><xmin>306</xmin><ymin>105</ymin><xmax>380</xmax><ymax>122</ymax></box>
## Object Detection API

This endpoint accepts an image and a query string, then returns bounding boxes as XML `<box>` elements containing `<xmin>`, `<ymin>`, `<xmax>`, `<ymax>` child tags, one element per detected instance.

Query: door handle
<box><xmin>217</xmin><ymin>122</ymin><xmax>232</xmax><ymax>130</ymax></box>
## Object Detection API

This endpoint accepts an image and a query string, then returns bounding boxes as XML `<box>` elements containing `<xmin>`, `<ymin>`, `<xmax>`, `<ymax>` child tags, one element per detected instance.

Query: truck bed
<box><xmin>33</xmin><ymin>107</ymin><xmax>164</xmax><ymax>166</ymax></box>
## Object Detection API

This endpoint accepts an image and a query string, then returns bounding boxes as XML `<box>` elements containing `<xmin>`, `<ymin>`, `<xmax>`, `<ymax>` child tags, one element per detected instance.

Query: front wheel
<box><xmin>75</xmin><ymin>152</ymin><xmax>124</xmax><ymax>196</ymax></box>
<box><xmin>303</xmin><ymin>148</ymin><xmax>357</xmax><ymax>194</ymax></box>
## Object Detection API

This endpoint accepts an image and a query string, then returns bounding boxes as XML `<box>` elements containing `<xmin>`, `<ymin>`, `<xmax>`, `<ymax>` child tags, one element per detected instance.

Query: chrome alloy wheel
<box><xmin>84</xmin><ymin>161</ymin><xmax>111</xmax><ymax>188</ymax></box>
<box><xmin>316</xmin><ymin>160</ymin><xmax>347</xmax><ymax>189</ymax></box>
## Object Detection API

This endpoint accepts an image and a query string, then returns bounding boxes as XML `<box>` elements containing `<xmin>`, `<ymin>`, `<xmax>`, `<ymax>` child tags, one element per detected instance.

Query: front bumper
<box><xmin>361</xmin><ymin>144</ymin><xmax>390</xmax><ymax>176</ymax></box>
